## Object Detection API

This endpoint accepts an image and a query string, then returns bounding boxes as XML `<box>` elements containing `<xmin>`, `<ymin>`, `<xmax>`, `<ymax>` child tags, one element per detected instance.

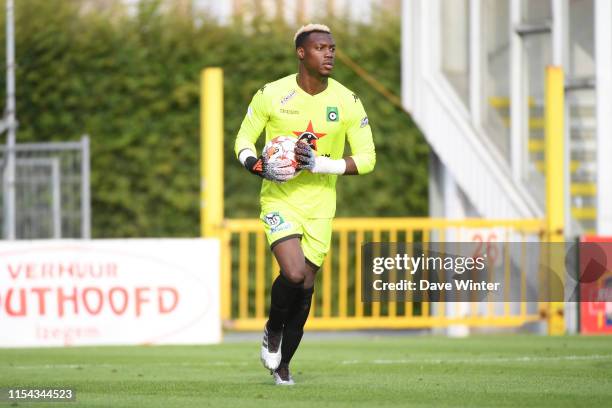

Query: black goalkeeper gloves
<box><xmin>244</xmin><ymin>155</ymin><xmax>295</xmax><ymax>183</ymax></box>
<box><xmin>294</xmin><ymin>141</ymin><xmax>316</xmax><ymax>171</ymax></box>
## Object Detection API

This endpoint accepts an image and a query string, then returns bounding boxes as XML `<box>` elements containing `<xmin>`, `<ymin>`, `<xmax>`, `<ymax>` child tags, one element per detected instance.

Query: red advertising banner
<box><xmin>580</xmin><ymin>236</ymin><xmax>612</xmax><ymax>334</ymax></box>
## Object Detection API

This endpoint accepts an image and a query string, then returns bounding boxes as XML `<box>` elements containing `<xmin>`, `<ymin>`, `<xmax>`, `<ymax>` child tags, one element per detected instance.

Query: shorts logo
<box><xmin>326</xmin><ymin>106</ymin><xmax>339</xmax><ymax>122</ymax></box>
<box><xmin>264</xmin><ymin>212</ymin><xmax>291</xmax><ymax>233</ymax></box>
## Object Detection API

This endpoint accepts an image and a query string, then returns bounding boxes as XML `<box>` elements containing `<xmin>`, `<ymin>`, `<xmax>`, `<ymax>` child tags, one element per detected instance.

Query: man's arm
<box><xmin>294</xmin><ymin>143</ymin><xmax>366</xmax><ymax>175</ymax></box>
<box><xmin>235</xmin><ymin>88</ymin><xmax>268</xmax><ymax>164</ymax></box>
<box><xmin>344</xmin><ymin>98</ymin><xmax>375</xmax><ymax>175</ymax></box>
<box><xmin>234</xmin><ymin>87</ymin><xmax>295</xmax><ymax>182</ymax></box>
<box><xmin>343</xmin><ymin>157</ymin><xmax>358</xmax><ymax>175</ymax></box>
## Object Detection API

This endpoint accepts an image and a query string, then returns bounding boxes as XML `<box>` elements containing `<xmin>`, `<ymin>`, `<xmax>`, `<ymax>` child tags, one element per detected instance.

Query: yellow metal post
<box><xmin>544</xmin><ymin>66</ymin><xmax>565</xmax><ymax>335</ymax></box>
<box><xmin>200</xmin><ymin>68</ymin><xmax>228</xmax><ymax>321</ymax></box>
<box><xmin>221</xmin><ymin>228</ymin><xmax>231</xmax><ymax>321</ymax></box>
<box><xmin>201</xmin><ymin>67</ymin><xmax>224</xmax><ymax>238</ymax></box>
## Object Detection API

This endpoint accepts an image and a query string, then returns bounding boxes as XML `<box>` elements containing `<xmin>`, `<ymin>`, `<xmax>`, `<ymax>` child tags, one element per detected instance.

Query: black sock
<box><xmin>281</xmin><ymin>286</ymin><xmax>314</xmax><ymax>364</ymax></box>
<box><xmin>267</xmin><ymin>273</ymin><xmax>302</xmax><ymax>332</ymax></box>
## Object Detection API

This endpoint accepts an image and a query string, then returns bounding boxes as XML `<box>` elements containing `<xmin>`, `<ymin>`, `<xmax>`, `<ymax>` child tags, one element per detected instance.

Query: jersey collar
<box><xmin>294</xmin><ymin>74</ymin><xmax>331</xmax><ymax>98</ymax></box>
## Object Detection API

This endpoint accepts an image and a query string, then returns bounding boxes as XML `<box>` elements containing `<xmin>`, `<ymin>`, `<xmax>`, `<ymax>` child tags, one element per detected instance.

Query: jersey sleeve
<box><xmin>234</xmin><ymin>87</ymin><xmax>270</xmax><ymax>159</ymax></box>
<box><xmin>346</xmin><ymin>98</ymin><xmax>376</xmax><ymax>174</ymax></box>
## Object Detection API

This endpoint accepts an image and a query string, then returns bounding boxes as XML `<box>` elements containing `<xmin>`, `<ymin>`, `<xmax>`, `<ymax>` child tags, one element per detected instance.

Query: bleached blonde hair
<box><xmin>293</xmin><ymin>23</ymin><xmax>332</xmax><ymax>46</ymax></box>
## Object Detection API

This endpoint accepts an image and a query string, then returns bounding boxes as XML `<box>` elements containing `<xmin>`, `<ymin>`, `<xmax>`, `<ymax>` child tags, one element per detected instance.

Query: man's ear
<box><xmin>296</xmin><ymin>47</ymin><xmax>305</xmax><ymax>60</ymax></box>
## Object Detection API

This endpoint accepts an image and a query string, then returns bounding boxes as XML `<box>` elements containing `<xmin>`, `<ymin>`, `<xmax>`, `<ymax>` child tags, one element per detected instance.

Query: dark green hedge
<box><xmin>0</xmin><ymin>0</ymin><xmax>428</xmax><ymax>237</ymax></box>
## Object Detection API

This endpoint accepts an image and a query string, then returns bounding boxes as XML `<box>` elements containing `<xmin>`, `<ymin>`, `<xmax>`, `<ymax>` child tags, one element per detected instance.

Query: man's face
<box><xmin>297</xmin><ymin>32</ymin><xmax>335</xmax><ymax>77</ymax></box>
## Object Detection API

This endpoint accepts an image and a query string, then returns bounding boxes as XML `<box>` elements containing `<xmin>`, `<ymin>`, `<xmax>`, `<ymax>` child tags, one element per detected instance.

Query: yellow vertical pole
<box><xmin>388</xmin><ymin>229</ymin><xmax>397</xmax><ymax>318</ymax></box>
<box><xmin>339</xmin><ymin>230</ymin><xmax>348</xmax><ymax>318</ymax></box>
<box><xmin>371</xmin><ymin>229</ymin><xmax>381</xmax><ymax>318</ymax></box>
<box><xmin>487</xmin><ymin>236</ymin><xmax>494</xmax><ymax>316</ymax></box>
<box><xmin>355</xmin><ymin>230</ymin><xmax>364</xmax><ymax>318</ymax></box>
<box><xmin>503</xmin><ymin>239</ymin><xmax>510</xmax><ymax>315</ymax></box>
<box><xmin>255</xmin><ymin>231</ymin><xmax>265</xmax><ymax>318</ymax></box>
<box><xmin>201</xmin><ymin>67</ymin><xmax>227</xmax><ymax>324</ymax></box>
<box><xmin>422</xmin><ymin>230</ymin><xmax>430</xmax><ymax>317</ymax></box>
<box><xmin>404</xmin><ymin>229</ymin><xmax>413</xmax><ymax>317</ymax></box>
<box><xmin>201</xmin><ymin>67</ymin><xmax>224</xmax><ymax>238</ymax></box>
<box><xmin>323</xmin><ymin>249</ymin><xmax>332</xmax><ymax>318</ymax></box>
<box><xmin>239</xmin><ymin>231</ymin><xmax>249</xmax><ymax>319</ymax></box>
<box><xmin>520</xmin><ymin>236</ymin><xmax>527</xmax><ymax>316</ymax></box>
<box><xmin>545</xmin><ymin>65</ymin><xmax>565</xmax><ymax>335</ymax></box>
<box><xmin>221</xmin><ymin>229</ymin><xmax>231</xmax><ymax>321</ymax></box>
<box><xmin>438</xmin><ymin>230</ymin><xmax>445</xmax><ymax>315</ymax></box>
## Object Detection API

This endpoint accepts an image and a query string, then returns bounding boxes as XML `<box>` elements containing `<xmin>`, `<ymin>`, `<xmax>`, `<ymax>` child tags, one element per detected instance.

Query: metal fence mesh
<box><xmin>0</xmin><ymin>136</ymin><xmax>90</xmax><ymax>239</ymax></box>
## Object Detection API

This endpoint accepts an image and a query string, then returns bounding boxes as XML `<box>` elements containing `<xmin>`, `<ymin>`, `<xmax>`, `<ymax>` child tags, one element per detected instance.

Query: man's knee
<box><xmin>282</xmin><ymin>263</ymin><xmax>307</xmax><ymax>284</ymax></box>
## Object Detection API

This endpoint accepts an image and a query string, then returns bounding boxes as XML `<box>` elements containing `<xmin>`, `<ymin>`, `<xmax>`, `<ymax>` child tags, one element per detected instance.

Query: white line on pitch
<box><xmin>9</xmin><ymin>361</ymin><xmax>250</xmax><ymax>370</ymax></box>
<box><xmin>341</xmin><ymin>354</ymin><xmax>612</xmax><ymax>365</ymax></box>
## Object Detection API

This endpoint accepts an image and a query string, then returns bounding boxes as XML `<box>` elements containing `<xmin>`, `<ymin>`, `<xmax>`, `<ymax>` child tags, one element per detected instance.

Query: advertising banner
<box><xmin>580</xmin><ymin>236</ymin><xmax>612</xmax><ymax>334</ymax></box>
<box><xmin>0</xmin><ymin>239</ymin><xmax>220</xmax><ymax>347</ymax></box>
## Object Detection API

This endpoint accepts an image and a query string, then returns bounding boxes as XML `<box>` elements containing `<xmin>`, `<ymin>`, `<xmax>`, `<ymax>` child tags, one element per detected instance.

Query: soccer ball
<box><xmin>263</xmin><ymin>136</ymin><xmax>298</xmax><ymax>169</ymax></box>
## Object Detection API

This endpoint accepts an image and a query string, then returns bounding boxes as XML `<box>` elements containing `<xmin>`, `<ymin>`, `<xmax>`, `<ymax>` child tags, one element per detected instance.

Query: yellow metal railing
<box><xmin>220</xmin><ymin>218</ymin><xmax>547</xmax><ymax>331</ymax></box>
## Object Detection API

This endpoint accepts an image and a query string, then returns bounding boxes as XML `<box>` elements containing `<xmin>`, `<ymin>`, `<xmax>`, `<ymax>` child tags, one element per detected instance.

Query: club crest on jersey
<box><xmin>264</xmin><ymin>212</ymin><xmax>290</xmax><ymax>233</ymax></box>
<box><xmin>326</xmin><ymin>106</ymin><xmax>339</xmax><ymax>122</ymax></box>
<box><xmin>293</xmin><ymin>120</ymin><xmax>326</xmax><ymax>150</ymax></box>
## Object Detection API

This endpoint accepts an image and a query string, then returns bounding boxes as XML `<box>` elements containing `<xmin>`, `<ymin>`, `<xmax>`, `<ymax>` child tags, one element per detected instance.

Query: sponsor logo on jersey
<box><xmin>280</xmin><ymin>89</ymin><xmax>297</xmax><ymax>105</ymax></box>
<box><xmin>264</xmin><ymin>212</ymin><xmax>291</xmax><ymax>233</ymax></box>
<box><xmin>326</xmin><ymin>106</ymin><xmax>339</xmax><ymax>122</ymax></box>
<box><xmin>293</xmin><ymin>120</ymin><xmax>327</xmax><ymax>150</ymax></box>
<box><xmin>280</xmin><ymin>108</ymin><xmax>299</xmax><ymax>115</ymax></box>
<box><xmin>360</xmin><ymin>116</ymin><xmax>369</xmax><ymax>128</ymax></box>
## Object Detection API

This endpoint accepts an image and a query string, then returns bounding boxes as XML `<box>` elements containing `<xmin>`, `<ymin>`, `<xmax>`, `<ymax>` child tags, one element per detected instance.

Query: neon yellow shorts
<box><xmin>261</xmin><ymin>206</ymin><xmax>332</xmax><ymax>268</ymax></box>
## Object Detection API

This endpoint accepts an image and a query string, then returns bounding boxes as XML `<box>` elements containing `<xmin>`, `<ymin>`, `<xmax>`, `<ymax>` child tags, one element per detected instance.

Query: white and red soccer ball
<box><xmin>263</xmin><ymin>136</ymin><xmax>298</xmax><ymax>169</ymax></box>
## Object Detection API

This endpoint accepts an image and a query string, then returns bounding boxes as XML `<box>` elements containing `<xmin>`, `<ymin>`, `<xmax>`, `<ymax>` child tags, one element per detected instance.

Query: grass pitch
<box><xmin>1</xmin><ymin>335</ymin><xmax>611</xmax><ymax>407</ymax></box>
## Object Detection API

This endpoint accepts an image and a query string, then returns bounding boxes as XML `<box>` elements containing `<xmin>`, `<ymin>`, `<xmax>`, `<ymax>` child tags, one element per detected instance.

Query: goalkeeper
<box><xmin>234</xmin><ymin>23</ymin><xmax>376</xmax><ymax>386</ymax></box>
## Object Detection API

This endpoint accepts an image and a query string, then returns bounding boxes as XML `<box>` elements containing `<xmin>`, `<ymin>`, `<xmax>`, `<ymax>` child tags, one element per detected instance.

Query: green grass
<box><xmin>1</xmin><ymin>335</ymin><xmax>611</xmax><ymax>407</ymax></box>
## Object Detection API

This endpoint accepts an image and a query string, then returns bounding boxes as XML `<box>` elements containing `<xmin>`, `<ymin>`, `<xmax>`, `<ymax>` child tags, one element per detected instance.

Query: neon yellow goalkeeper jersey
<box><xmin>234</xmin><ymin>74</ymin><xmax>376</xmax><ymax>218</ymax></box>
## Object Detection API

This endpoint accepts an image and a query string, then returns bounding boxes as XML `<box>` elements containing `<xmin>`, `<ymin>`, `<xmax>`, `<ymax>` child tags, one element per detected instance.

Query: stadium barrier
<box><xmin>0</xmin><ymin>239</ymin><xmax>221</xmax><ymax>347</ymax></box>
<box><xmin>220</xmin><ymin>218</ymin><xmax>551</xmax><ymax>330</ymax></box>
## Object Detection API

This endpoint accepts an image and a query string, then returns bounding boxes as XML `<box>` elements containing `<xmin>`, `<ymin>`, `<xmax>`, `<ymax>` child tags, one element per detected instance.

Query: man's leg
<box><xmin>268</xmin><ymin>237</ymin><xmax>309</xmax><ymax>330</ymax></box>
<box><xmin>261</xmin><ymin>237</ymin><xmax>308</xmax><ymax>373</ymax></box>
<box><xmin>275</xmin><ymin>218</ymin><xmax>331</xmax><ymax>381</ymax></box>
<box><xmin>279</xmin><ymin>260</ymin><xmax>318</xmax><ymax>365</ymax></box>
